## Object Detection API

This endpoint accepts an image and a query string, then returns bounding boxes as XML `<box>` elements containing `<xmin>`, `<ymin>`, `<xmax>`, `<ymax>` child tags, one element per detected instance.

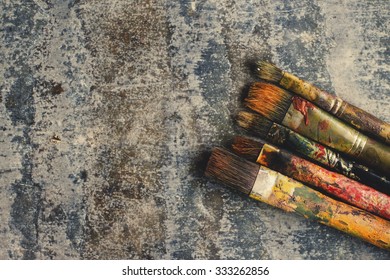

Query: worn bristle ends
<box><xmin>237</xmin><ymin>111</ymin><xmax>273</xmax><ymax>138</ymax></box>
<box><xmin>231</xmin><ymin>136</ymin><xmax>264</xmax><ymax>162</ymax></box>
<box><xmin>256</xmin><ymin>61</ymin><xmax>284</xmax><ymax>83</ymax></box>
<box><xmin>245</xmin><ymin>82</ymin><xmax>292</xmax><ymax>123</ymax></box>
<box><xmin>205</xmin><ymin>147</ymin><xmax>259</xmax><ymax>195</ymax></box>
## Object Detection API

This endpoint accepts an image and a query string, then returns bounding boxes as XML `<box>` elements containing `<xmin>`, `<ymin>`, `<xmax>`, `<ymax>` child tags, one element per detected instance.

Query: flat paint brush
<box><xmin>245</xmin><ymin>82</ymin><xmax>390</xmax><ymax>175</ymax></box>
<box><xmin>231</xmin><ymin>136</ymin><xmax>390</xmax><ymax>220</ymax></box>
<box><xmin>237</xmin><ymin>111</ymin><xmax>390</xmax><ymax>193</ymax></box>
<box><xmin>255</xmin><ymin>61</ymin><xmax>390</xmax><ymax>144</ymax></box>
<box><xmin>205</xmin><ymin>148</ymin><xmax>390</xmax><ymax>250</ymax></box>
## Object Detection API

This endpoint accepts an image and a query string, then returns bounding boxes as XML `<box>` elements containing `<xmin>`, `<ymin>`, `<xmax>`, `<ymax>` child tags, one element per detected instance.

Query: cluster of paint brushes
<box><xmin>205</xmin><ymin>61</ymin><xmax>390</xmax><ymax>250</ymax></box>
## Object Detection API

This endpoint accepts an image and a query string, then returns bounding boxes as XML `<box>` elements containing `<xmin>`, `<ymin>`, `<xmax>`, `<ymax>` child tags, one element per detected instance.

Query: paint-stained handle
<box><xmin>359</xmin><ymin>137</ymin><xmax>390</xmax><ymax>176</ymax></box>
<box><xmin>340</xmin><ymin>102</ymin><xmax>390</xmax><ymax>145</ymax></box>
<box><xmin>268</xmin><ymin>123</ymin><xmax>357</xmax><ymax>175</ymax></box>
<box><xmin>266</xmin><ymin>123</ymin><xmax>390</xmax><ymax>192</ymax></box>
<box><xmin>282</xmin><ymin>97</ymin><xmax>390</xmax><ymax>175</ymax></box>
<box><xmin>280</xmin><ymin>72</ymin><xmax>390</xmax><ymax>145</ymax></box>
<box><xmin>267</xmin><ymin>123</ymin><xmax>390</xmax><ymax>192</ymax></box>
<box><xmin>250</xmin><ymin>167</ymin><xmax>390</xmax><ymax>250</ymax></box>
<box><xmin>257</xmin><ymin>144</ymin><xmax>390</xmax><ymax>220</ymax></box>
<box><xmin>349</xmin><ymin>164</ymin><xmax>390</xmax><ymax>194</ymax></box>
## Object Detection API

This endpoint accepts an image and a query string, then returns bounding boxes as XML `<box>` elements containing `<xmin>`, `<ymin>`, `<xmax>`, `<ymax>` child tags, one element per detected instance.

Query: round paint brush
<box><xmin>245</xmin><ymin>82</ymin><xmax>390</xmax><ymax>175</ymax></box>
<box><xmin>205</xmin><ymin>147</ymin><xmax>390</xmax><ymax>250</ymax></box>
<box><xmin>231</xmin><ymin>136</ymin><xmax>390</xmax><ymax>220</ymax></box>
<box><xmin>236</xmin><ymin>111</ymin><xmax>390</xmax><ymax>193</ymax></box>
<box><xmin>255</xmin><ymin>61</ymin><xmax>390</xmax><ymax>145</ymax></box>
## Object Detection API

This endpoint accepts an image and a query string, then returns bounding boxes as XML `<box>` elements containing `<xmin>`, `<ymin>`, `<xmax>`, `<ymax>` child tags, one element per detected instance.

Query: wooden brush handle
<box><xmin>257</xmin><ymin>144</ymin><xmax>390</xmax><ymax>220</ymax></box>
<box><xmin>250</xmin><ymin>166</ymin><xmax>390</xmax><ymax>250</ymax></box>
<box><xmin>267</xmin><ymin>123</ymin><xmax>390</xmax><ymax>192</ymax></box>
<box><xmin>349</xmin><ymin>163</ymin><xmax>390</xmax><ymax>195</ymax></box>
<box><xmin>338</xmin><ymin>102</ymin><xmax>390</xmax><ymax>145</ymax></box>
<box><xmin>265</xmin><ymin>123</ymin><xmax>390</xmax><ymax>191</ymax></box>
<box><xmin>282</xmin><ymin>97</ymin><xmax>390</xmax><ymax>175</ymax></box>
<box><xmin>359</xmin><ymin>137</ymin><xmax>390</xmax><ymax>177</ymax></box>
<box><xmin>280</xmin><ymin>72</ymin><xmax>390</xmax><ymax>144</ymax></box>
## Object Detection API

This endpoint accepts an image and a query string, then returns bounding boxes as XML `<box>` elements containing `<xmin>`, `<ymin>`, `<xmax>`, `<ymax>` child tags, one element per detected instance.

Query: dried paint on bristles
<box><xmin>237</xmin><ymin>111</ymin><xmax>273</xmax><ymax>138</ymax></box>
<box><xmin>256</xmin><ymin>61</ymin><xmax>284</xmax><ymax>83</ymax></box>
<box><xmin>245</xmin><ymin>82</ymin><xmax>292</xmax><ymax>123</ymax></box>
<box><xmin>205</xmin><ymin>147</ymin><xmax>259</xmax><ymax>195</ymax></box>
<box><xmin>232</xmin><ymin>136</ymin><xmax>264</xmax><ymax>162</ymax></box>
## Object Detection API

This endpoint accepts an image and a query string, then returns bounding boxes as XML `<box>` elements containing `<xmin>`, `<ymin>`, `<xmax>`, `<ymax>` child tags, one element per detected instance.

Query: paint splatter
<box><xmin>292</xmin><ymin>96</ymin><xmax>314</xmax><ymax>125</ymax></box>
<box><xmin>313</xmin><ymin>144</ymin><xmax>326</xmax><ymax>159</ymax></box>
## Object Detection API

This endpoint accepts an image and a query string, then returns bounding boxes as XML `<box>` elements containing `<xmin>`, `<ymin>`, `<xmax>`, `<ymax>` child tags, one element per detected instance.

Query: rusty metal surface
<box><xmin>1</xmin><ymin>0</ymin><xmax>389</xmax><ymax>259</ymax></box>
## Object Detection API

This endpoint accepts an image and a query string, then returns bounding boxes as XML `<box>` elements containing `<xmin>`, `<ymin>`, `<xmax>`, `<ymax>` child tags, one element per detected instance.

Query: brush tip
<box><xmin>232</xmin><ymin>136</ymin><xmax>264</xmax><ymax>162</ymax></box>
<box><xmin>245</xmin><ymin>82</ymin><xmax>292</xmax><ymax>123</ymax></box>
<box><xmin>256</xmin><ymin>61</ymin><xmax>283</xmax><ymax>83</ymax></box>
<box><xmin>237</xmin><ymin>111</ymin><xmax>256</xmax><ymax>129</ymax></box>
<box><xmin>236</xmin><ymin>110</ymin><xmax>273</xmax><ymax>138</ymax></box>
<box><xmin>205</xmin><ymin>147</ymin><xmax>259</xmax><ymax>195</ymax></box>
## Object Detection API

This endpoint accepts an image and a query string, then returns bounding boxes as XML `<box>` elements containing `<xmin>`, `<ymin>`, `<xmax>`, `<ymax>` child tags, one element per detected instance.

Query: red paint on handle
<box><xmin>258</xmin><ymin>145</ymin><xmax>390</xmax><ymax>220</ymax></box>
<box><xmin>289</xmin><ymin>156</ymin><xmax>390</xmax><ymax>220</ymax></box>
<box><xmin>292</xmin><ymin>96</ymin><xmax>315</xmax><ymax>125</ymax></box>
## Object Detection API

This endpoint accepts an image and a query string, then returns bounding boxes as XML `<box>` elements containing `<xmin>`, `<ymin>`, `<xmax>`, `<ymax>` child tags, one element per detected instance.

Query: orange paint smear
<box><xmin>292</xmin><ymin>96</ymin><xmax>315</xmax><ymax>126</ymax></box>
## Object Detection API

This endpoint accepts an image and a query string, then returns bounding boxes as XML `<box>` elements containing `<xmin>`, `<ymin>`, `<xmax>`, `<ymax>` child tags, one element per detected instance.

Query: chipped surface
<box><xmin>0</xmin><ymin>0</ymin><xmax>389</xmax><ymax>259</ymax></box>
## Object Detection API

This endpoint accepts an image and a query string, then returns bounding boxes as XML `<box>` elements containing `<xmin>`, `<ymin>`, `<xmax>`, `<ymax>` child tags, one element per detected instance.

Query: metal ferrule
<box><xmin>329</xmin><ymin>97</ymin><xmax>346</xmax><ymax>116</ymax></box>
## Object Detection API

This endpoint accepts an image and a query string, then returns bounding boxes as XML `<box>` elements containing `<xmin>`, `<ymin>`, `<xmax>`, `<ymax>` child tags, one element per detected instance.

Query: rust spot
<box><xmin>292</xmin><ymin>96</ymin><xmax>314</xmax><ymax>125</ymax></box>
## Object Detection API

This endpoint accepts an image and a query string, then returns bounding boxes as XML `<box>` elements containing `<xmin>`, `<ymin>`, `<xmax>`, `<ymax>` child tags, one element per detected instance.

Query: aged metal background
<box><xmin>1</xmin><ymin>0</ymin><xmax>389</xmax><ymax>259</ymax></box>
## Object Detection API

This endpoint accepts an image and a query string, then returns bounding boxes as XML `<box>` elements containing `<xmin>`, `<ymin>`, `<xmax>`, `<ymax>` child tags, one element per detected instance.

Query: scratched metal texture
<box><xmin>0</xmin><ymin>0</ymin><xmax>389</xmax><ymax>259</ymax></box>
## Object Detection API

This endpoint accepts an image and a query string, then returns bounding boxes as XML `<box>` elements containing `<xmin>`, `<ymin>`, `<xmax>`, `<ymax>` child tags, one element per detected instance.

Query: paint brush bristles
<box><xmin>205</xmin><ymin>147</ymin><xmax>259</xmax><ymax>195</ymax></box>
<box><xmin>256</xmin><ymin>61</ymin><xmax>283</xmax><ymax>83</ymax></box>
<box><xmin>231</xmin><ymin>136</ymin><xmax>264</xmax><ymax>162</ymax></box>
<box><xmin>256</xmin><ymin>61</ymin><xmax>390</xmax><ymax>144</ymax></box>
<box><xmin>245</xmin><ymin>82</ymin><xmax>390</xmax><ymax>175</ymax></box>
<box><xmin>245</xmin><ymin>83</ymin><xmax>292</xmax><ymax>124</ymax></box>
<box><xmin>237</xmin><ymin>111</ymin><xmax>273</xmax><ymax>138</ymax></box>
<box><xmin>205</xmin><ymin>148</ymin><xmax>390</xmax><ymax>250</ymax></box>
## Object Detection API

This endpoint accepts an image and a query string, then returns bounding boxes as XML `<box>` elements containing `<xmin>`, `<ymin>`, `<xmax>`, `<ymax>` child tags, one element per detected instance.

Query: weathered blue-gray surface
<box><xmin>0</xmin><ymin>0</ymin><xmax>389</xmax><ymax>259</ymax></box>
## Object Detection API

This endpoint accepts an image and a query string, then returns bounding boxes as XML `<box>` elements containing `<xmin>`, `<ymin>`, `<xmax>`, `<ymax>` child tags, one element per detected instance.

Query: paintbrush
<box><xmin>255</xmin><ymin>61</ymin><xmax>390</xmax><ymax>145</ymax></box>
<box><xmin>205</xmin><ymin>148</ymin><xmax>390</xmax><ymax>250</ymax></box>
<box><xmin>236</xmin><ymin>111</ymin><xmax>390</xmax><ymax>193</ymax></box>
<box><xmin>231</xmin><ymin>136</ymin><xmax>390</xmax><ymax>220</ymax></box>
<box><xmin>245</xmin><ymin>82</ymin><xmax>390</xmax><ymax>175</ymax></box>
